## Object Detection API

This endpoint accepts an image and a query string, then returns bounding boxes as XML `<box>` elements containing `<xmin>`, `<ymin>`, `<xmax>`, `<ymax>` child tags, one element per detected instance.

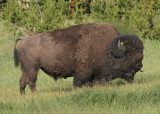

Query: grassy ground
<box><xmin>0</xmin><ymin>20</ymin><xmax>160</xmax><ymax>114</ymax></box>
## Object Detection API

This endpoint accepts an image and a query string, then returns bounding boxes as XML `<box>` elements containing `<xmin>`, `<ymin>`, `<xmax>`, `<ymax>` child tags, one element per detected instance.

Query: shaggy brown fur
<box><xmin>14</xmin><ymin>23</ymin><xmax>144</xmax><ymax>94</ymax></box>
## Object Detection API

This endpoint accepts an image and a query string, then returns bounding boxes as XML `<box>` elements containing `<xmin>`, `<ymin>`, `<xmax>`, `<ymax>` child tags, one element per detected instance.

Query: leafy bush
<box><xmin>0</xmin><ymin>0</ymin><xmax>6</xmax><ymax>8</ymax></box>
<box><xmin>90</xmin><ymin>0</ymin><xmax>160</xmax><ymax>40</ymax></box>
<box><xmin>1</xmin><ymin>0</ymin><xmax>160</xmax><ymax>40</ymax></box>
<box><xmin>2</xmin><ymin>0</ymin><xmax>71</xmax><ymax>32</ymax></box>
<box><xmin>129</xmin><ymin>0</ymin><xmax>160</xmax><ymax>40</ymax></box>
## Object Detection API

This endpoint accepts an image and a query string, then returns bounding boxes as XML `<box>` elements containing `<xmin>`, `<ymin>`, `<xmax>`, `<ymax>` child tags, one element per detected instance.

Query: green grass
<box><xmin>0</xmin><ymin>20</ymin><xmax>160</xmax><ymax>114</ymax></box>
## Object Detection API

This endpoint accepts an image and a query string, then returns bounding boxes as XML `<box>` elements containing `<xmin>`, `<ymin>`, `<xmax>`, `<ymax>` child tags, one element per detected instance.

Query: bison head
<box><xmin>110</xmin><ymin>35</ymin><xmax>144</xmax><ymax>82</ymax></box>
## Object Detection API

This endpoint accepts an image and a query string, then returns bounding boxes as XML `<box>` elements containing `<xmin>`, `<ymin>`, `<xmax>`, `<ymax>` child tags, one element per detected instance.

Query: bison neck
<box><xmin>106</xmin><ymin>54</ymin><xmax>136</xmax><ymax>82</ymax></box>
<box><xmin>106</xmin><ymin>54</ymin><xmax>126</xmax><ymax>80</ymax></box>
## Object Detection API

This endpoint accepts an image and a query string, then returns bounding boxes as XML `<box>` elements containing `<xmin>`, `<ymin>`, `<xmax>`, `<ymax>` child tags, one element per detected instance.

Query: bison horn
<box><xmin>118</xmin><ymin>40</ymin><xmax>125</xmax><ymax>51</ymax></box>
<box><xmin>139</xmin><ymin>69</ymin><xmax>144</xmax><ymax>72</ymax></box>
<box><xmin>110</xmin><ymin>36</ymin><xmax>125</xmax><ymax>58</ymax></box>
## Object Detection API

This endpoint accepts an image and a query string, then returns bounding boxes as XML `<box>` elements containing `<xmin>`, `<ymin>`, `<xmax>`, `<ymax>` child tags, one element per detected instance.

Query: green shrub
<box><xmin>1</xmin><ymin>0</ymin><xmax>160</xmax><ymax>40</ymax></box>
<box><xmin>129</xmin><ymin>0</ymin><xmax>160</xmax><ymax>40</ymax></box>
<box><xmin>2</xmin><ymin>0</ymin><xmax>71</xmax><ymax>32</ymax></box>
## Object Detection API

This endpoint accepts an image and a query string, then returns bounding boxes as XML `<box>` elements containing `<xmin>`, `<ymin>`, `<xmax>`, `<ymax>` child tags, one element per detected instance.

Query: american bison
<box><xmin>14</xmin><ymin>23</ymin><xmax>144</xmax><ymax>94</ymax></box>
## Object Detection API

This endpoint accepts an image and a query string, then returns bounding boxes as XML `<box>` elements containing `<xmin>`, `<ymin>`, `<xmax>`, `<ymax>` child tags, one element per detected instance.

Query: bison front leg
<box><xmin>123</xmin><ymin>72</ymin><xmax>135</xmax><ymax>83</ymax></box>
<box><xmin>73</xmin><ymin>72</ymin><xmax>93</xmax><ymax>87</ymax></box>
<box><xmin>93</xmin><ymin>71</ymin><xmax>110</xmax><ymax>85</ymax></box>
<box><xmin>73</xmin><ymin>64</ymin><xmax>93</xmax><ymax>87</ymax></box>
<box><xmin>74</xmin><ymin>35</ymin><xmax>93</xmax><ymax>87</ymax></box>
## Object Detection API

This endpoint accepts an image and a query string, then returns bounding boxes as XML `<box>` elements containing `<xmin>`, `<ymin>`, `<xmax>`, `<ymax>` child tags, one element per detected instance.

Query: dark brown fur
<box><xmin>14</xmin><ymin>23</ymin><xmax>144</xmax><ymax>94</ymax></box>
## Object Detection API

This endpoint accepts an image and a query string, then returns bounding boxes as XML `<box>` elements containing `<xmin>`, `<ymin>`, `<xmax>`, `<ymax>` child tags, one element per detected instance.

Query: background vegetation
<box><xmin>0</xmin><ymin>0</ymin><xmax>160</xmax><ymax>114</ymax></box>
<box><xmin>1</xmin><ymin>0</ymin><xmax>160</xmax><ymax>39</ymax></box>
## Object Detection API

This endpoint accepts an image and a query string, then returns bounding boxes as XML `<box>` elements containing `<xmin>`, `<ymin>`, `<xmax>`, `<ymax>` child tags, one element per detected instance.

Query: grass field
<box><xmin>0</xmin><ymin>20</ymin><xmax>160</xmax><ymax>114</ymax></box>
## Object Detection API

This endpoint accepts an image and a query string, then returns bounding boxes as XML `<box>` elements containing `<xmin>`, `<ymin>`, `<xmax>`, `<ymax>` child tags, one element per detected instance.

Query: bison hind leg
<box><xmin>20</xmin><ymin>67</ymin><xmax>39</xmax><ymax>94</ymax></box>
<box><xmin>27</xmin><ymin>69</ymin><xmax>38</xmax><ymax>93</ymax></box>
<box><xmin>19</xmin><ymin>72</ymin><xmax>28</xmax><ymax>95</ymax></box>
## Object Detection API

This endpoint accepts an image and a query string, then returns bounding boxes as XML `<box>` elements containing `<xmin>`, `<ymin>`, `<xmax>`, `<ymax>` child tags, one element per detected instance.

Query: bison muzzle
<box><xmin>14</xmin><ymin>23</ymin><xmax>144</xmax><ymax>94</ymax></box>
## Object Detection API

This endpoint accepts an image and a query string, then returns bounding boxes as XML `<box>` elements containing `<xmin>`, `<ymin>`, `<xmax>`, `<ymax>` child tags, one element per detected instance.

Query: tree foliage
<box><xmin>1</xmin><ymin>0</ymin><xmax>160</xmax><ymax>40</ymax></box>
<box><xmin>90</xmin><ymin>0</ymin><xmax>160</xmax><ymax>40</ymax></box>
<box><xmin>2</xmin><ymin>0</ymin><xmax>71</xmax><ymax>32</ymax></box>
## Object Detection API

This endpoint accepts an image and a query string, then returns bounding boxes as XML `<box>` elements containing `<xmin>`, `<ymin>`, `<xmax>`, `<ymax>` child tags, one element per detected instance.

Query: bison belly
<box><xmin>38</xmin><ymin>41</ymin><xmax>75</xmax><ymax>79</ymax></box>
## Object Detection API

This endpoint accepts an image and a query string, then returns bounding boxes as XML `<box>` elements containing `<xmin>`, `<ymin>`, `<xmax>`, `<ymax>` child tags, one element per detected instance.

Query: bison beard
<box><xmin>14</xmin><ymin>23</ymin><xmax>144</xmax><ymax>94</ymax></box>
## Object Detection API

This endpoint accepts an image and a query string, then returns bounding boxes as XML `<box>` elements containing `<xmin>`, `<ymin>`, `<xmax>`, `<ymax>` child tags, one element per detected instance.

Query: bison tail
<box><xmin>14</xmin><ymin>38</ymin><xmax>22</xmax><ymax>67</ymax></box>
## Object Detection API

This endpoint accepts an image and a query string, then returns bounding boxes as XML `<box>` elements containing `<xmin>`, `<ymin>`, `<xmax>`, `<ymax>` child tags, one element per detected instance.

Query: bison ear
<box><xmin>110</xmin><ymin>36</ymin><xmax>125</xmax><ymax>58</ymax></box>
<box><xmin>118</xmin><ymin>40</ymin><xmax>125</xmax><ymax>51</ymax></box>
